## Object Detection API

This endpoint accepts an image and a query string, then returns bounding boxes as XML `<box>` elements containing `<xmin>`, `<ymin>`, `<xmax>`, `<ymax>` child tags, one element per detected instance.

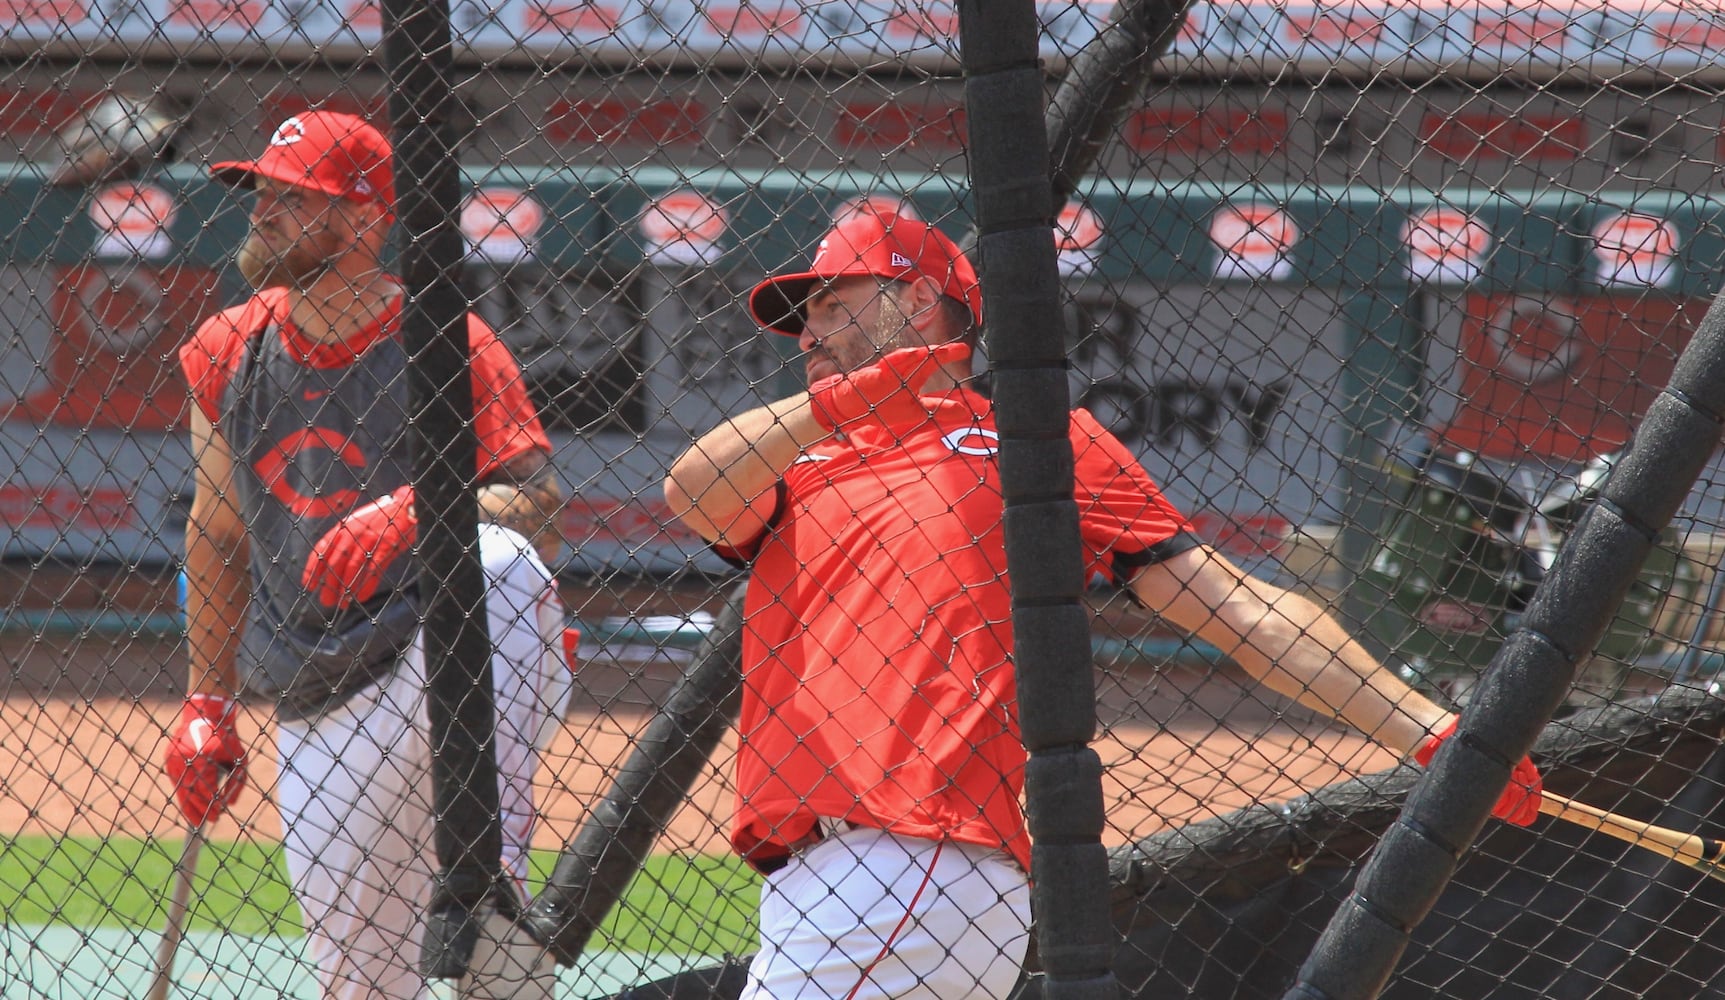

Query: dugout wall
<box><xmin>5</xmin><ymin>163</ymin><xmax>1723</xmax><ymax>597</ymax></box>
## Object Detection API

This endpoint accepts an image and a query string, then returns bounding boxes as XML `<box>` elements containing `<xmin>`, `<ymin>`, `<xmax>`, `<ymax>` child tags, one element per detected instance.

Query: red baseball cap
<box><xmin>747</xmin><ymin>213</ymin><xmax>982</xmax><ymax>336</ymax></box>
<box><xmin>210</xmin><ymin>111</ymin><xmax>394</xmax><ymax>209</ymax></box>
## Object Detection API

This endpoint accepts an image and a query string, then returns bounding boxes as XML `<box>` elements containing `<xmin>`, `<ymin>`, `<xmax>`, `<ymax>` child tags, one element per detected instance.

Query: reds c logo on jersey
<box><xmin>253</xmin><ymin>427</ymin><xmax>367</xmax><ymax>518</ymax></box>
<box><xmin>942</xmin><ymin>427</ymin><xmax>999</xmax><ymax>456</ymax></box>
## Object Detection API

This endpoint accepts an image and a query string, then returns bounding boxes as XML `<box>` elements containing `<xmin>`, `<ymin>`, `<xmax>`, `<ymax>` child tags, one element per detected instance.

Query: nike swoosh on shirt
<box><xmin>792</xmin><ymin>454</ymin><xmax>832</xmax><ymax>465</ymax></box>
<box><xmin>302</xmin><ymin>388</ymin><xmax>327</xmax><ymax>401</ymax></box>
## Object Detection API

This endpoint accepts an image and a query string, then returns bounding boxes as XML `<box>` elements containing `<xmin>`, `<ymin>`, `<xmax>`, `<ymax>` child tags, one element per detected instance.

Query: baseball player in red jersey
<box><xmin>169</xmin><ymin>111</ymin><xmax>573</xmax><ymax>999</ymax></box>
<box><xmin>662</xmin><ymin>211</ymin><xmax>1544</xmax><ymax>1000</ymax></box>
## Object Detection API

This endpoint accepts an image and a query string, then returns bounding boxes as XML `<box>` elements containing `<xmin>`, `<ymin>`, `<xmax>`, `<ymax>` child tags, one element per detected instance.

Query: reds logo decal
<box><xmin>1481</xmin><ymin>295</ymin><xmax>1581</xmax><ymax>386</ymax></box>
<box><xmin>252</xmin><ymin>428</ymin><xmax>366</xmax><ymax>518</ymax></box>
<box><xmin>1592</xmin><ymin>212</ymin><xmax>1678</xmax><ymax>288</ymax></box>
<box><xmin>1210</xmin><ymin>204</ymin><xmax>1300</xmax><ymax>281</ymax></box>
<box><xmin>640</xmin><ymin>190</ymin><xmax>727</xmax><ymax>267</ymax></box>
<box><xmin>1055</xmin><ymin>202</ymin><xmax>1106</xmax><ymax>277</ymax></box>
<box><xmin>462</xmin><ymin>187</ymin><xmax>545</xmax><ymax>263</ymax></box>
<box><xmin>1403</xmin><ymin>208</ymin><xmax>1490</xmax><ymax>285</ymax></box>
<box><xmin>88</xmin><ymin>182</ymin><xmax>176</xmax><ymax>260</ymax></box>
<box><xmin>942</xmin><ymin>426</ymin><xmax>999</xmax><ymax>456</ymax></box>
<box><xmin>270</xmin><ymin>116</ymin><xmax>307</xmax><ymax>146</ymax></box>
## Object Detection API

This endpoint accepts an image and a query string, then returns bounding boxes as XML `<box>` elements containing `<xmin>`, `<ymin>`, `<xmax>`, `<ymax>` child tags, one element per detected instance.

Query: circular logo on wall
<box><xmin>1055</xmin><ymin>202</ymin><xmax>1105</xmax><ymax>276</ymax></box>
<box><xmin>66</xmin><ymin>266</ymin><xmax>166</xmax><ymax>355</ymax></box>
<box><xmin>87</xmin><ymin>182</ymin><xmax>176</xmax><ymax>260</ymax></box>
<box><xmin>1592</xmin><ymin>212</ymin><xmax>1678</xmax><ymax>288</ymax></box>
<box><xmin>1418</xmin><ymin>597</ymin><xmax>1495</xmax><ymax>635</ymax></box>
<box><xmin>640</xmin><ymin>190</ymin><xmax>728</xmax><ymax>267</ymax></box>
<box><xmin>1210</xmin><ymin>204</ymin><xmax>1299</xmax><ymax>280</ymax></box>
<box><xmin>1403</xmin><ymin>208</ymin><xmax>1491</xmax><ymax>286</ymax></box>
<box><xmin>1482</xmin><ymin>295</ymin><xmax>1582</xmax><ymax>386</ymax></box>
<box><xmin>461</xmin><ymin>187</ymin><xmax>545</xmax><ymax>263</ymax></box>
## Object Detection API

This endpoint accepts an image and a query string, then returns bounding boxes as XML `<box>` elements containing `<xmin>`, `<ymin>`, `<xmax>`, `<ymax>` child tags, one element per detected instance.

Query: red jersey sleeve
<box><xmin>1069</xmin><ymin>408</ymin><xmax>1199</xmax><ymax>583</ymax></box>
<box><xmin>177</xmin><ymin>289</ymin><xmax>288</xmax><ymax>426</ymax></box>
<box><xmin>468</xmin><ymin>315</ymin><xmax>552</xmax><ymax>478</ymax></box>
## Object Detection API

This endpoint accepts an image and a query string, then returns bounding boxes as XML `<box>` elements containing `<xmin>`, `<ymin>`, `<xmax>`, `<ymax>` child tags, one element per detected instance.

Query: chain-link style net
<box><xmin>5</xmin><ymin>2</ymin><xmax>1725</xmax><ymax>998</ymax></box>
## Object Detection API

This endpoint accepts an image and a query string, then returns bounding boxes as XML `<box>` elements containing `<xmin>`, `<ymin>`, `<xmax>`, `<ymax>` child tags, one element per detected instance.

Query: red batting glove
<box><xmin>809</xmin><ymin>343</ymin><xmax>972</xmax><ymax>432</ymax></box>
<box><xmin>164</xmin><ymin>694</ymin><xmax>247</xmax><ymax>826</ymax></box>
<box><xmin>1414</xmin><ymin>715</ymin><xmax>1543</xmax><ymax>826</ymax></box>
<box><xmin>302</xmin><ymin>485</ymin><xmax>417</xmax><ymax>608</ymax></box>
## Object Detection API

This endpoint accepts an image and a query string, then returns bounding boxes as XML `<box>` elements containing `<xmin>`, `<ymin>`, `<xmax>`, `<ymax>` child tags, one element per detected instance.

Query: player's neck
<box><xmin>287</xmin><ymin>270</ymin><xmax>402</xmax><ymax>344</ymax></box>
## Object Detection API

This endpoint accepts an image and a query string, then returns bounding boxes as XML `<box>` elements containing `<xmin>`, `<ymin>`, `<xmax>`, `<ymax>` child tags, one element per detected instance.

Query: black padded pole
<box><xmin>1045</xmin><ymin>0</ymin><xmax>1192</xmax><ymax>207</ymax></box>
<box><xmin>522</xmin><ymin>585</ymin><xmax>747</xmax><ymax>965</ymax></box>
<box><xmin>382</xmin><ymin>0</ymin><xmax>502</xmax><ymax>980</ymax></box>
<box><xmin>1284</xmin><ymin>294</ymin><xmax>1725</xmax><ymax>999</ymax></box>
<box><xmin>959</xmin><ymin>4</ymin><xmax>1118</xmax><ymax>1000</ymax></box>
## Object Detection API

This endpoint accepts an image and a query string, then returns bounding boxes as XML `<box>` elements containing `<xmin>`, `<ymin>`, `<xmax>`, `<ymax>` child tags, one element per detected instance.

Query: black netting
<box><xmin>5</xmin><ymin>3</ymin><xmax>1725</xmax><ymax>998</ymax></box>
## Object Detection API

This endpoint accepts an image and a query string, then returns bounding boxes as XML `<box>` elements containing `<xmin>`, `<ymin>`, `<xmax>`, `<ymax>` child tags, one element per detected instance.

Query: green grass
<box><xmin>1</xmin><ymin>834</ymin><xmax>761</xmax><ymax>957</ymax></box>
<box><xmin>530</xmin><ymin>849</ymin><xmax>762</xmax><ymax>957</ymax></box>
<box><xmin>0</xmin><ymin>833</ymin><xmax>297</xmax><ymax>935</ymax></box>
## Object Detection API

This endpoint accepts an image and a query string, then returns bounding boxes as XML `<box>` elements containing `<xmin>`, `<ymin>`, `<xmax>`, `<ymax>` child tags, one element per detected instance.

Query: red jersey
<box><xmin>721</xmin><ymin>387</ymin><xmax>1194</xmax><ymax>871</ymax></box>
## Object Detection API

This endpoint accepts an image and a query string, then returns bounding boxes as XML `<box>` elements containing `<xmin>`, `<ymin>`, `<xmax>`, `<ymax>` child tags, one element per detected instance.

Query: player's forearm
<box><xmin>1219</xmin><ymin>584</ymin><xmax>1448</xmax><ymax>752</ymax></box>
<box><xmin>182</xmin><ymin>526</ymin><xmax>248</xmax><ymax>698</ymax></box>
<box><xmin>1140</xmin><ymin>551</ymin><xmax>1448</xmax><ymax>752</ymax></box>
<box><xmin>664</xmin><ymin>393</ymin><xmax>826</xmax><ymax>541</ymax></box>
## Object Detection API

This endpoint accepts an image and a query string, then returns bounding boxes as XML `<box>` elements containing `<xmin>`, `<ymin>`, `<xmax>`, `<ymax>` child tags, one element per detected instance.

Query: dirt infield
<box><xmin>0</xmin><ymin>632</ymin><xmax>1400</xmax><ymax>854</ymax></box>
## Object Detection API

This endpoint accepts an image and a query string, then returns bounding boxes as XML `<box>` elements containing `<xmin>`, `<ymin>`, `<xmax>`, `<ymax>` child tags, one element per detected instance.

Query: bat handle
<box><xmin>144</xmin><ymin>825</ymin><xmax>204</xmax><ymax>1000</ymax></box>
<box><xmin>1540</xmin><ymin>791</ymin><xmax>1725</xmax><ymax>867</ymax></box>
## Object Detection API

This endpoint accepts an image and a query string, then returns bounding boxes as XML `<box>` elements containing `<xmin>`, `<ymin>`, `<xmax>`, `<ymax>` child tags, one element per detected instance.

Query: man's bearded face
<box><xmin>238</xmin><ymin>180</ymin><xmax>360</xmax><ymax>289</ymax></box>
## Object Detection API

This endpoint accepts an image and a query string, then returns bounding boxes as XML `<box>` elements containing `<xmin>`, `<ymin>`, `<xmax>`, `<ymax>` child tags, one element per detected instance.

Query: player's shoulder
<box><xmin>464</xmin><ymin>312</ymin><xmax>533</xmax><ymax>385</ymax></box>
<box><xmin>1068</xmin><ymin>405</ymin><xmax>1132</xmax><ymax>447</ymax></box>
<box><xmin>183</xmin><ymin>288</ymin><xmax>288</xmax><ymax>364</ymax></box>
<box><xmin>1067</xmin><ymin>406</ymin><xmax>1147</xmax><ymax>470</ymax></box>
<box><xmin>1067</xmin><ymin>405</ymin><xmax>1109</xmax><ymax>436</ymax></box>
<box><xmin>464</xmin><ymin>310</ymin><xmax>503</xmax><ymax>347</ymax></box>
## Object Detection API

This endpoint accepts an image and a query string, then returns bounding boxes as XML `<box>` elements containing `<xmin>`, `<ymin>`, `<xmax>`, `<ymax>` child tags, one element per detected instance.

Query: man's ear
<box><xmin>347</xmin><ymin>199</ymin><xmax>393</xmax><ymax>239</ymax></box>
<box><xmin>906</xmin><ymin>276</ymin><xmax>950</xmax><ymax>333</ymax></box>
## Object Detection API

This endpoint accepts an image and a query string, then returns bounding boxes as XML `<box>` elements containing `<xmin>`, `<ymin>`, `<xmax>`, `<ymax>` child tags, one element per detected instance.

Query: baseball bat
<box><xmin>1540</xmin><ymin>791</ymin><xmax>1725</xmax><ymax>884</ymax></box>
<box><xmin>144</xmin><ymin>825</ymin><xmax>203</xmax><ymax>1000</ymax></box>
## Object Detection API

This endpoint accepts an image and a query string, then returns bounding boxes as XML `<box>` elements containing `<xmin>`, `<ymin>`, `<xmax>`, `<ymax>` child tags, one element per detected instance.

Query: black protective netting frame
<box><xmin>5</xmin><ymin>2</ymin><xmax>1725</xmax><ymax>1000</ymax></box>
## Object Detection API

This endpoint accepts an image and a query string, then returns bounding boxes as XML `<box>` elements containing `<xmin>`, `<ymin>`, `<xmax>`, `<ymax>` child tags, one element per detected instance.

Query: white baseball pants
<box><xmin>273</xmin><ymin>525</ymin><xmax>575</xmax><ymax>1000</ymax></box>
<box><xmin>742</xmin><ymin>826</ymin><xmax>1033</xmax><ymax>1000</ymax></box>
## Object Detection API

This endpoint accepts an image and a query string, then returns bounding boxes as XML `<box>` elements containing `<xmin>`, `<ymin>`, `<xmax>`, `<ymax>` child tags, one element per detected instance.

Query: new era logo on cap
<box><xmin>890</xmin><ymin>252</ymin><xmax>914</xmax><ymax>269</ymax></box>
